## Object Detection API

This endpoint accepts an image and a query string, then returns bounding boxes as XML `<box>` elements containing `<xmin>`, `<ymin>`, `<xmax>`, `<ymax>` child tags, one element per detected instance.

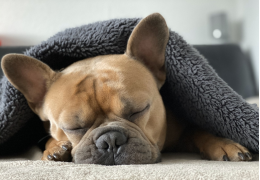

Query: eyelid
<box><xmin>62</xmin><ymin>127</ymin><xmax>88</xmax><ymax>134</ymax></box>
<box><xmin>129</xmin><ymin>104</ymin><xmax>150</xmax><ymax>121</ymax></box>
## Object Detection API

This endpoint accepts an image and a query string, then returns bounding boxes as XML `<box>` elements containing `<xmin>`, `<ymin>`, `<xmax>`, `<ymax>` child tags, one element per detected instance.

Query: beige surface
<box><xmin>0</xmin><ymin>148</ymin><xmax>258</xmax><ymax>180</ymax></box>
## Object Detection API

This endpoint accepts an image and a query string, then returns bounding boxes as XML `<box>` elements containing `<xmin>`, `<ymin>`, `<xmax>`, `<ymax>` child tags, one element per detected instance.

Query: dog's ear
<box><xmin>126</xmin><ymin>13</ymin><xmax>169</xmax><ymax>89</ymax></box>
<box><xmin>1</xmin><ymin>54</ymin><xmax>56</xmax><ymax>113</ymax></box>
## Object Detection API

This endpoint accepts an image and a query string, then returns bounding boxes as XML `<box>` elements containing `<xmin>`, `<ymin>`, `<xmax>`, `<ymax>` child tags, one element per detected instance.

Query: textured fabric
<box><xmin>0</xmin><ymin>153</ymin><xmax>258</xmax><ymax>180</ymax></box>
<box><xmin>0</xmin><ymin>77</ymin><xmax>35</xmax><ymax>144</ymax></box>
<box><xmin>160</xmin><ymin>31</ymin><xmax>259</xmax><ymax>153</ymax></box>
<box><xmin>0</xmin><ymin>18</ymin><xmax>258</xmax><ymax>153</ymax></box>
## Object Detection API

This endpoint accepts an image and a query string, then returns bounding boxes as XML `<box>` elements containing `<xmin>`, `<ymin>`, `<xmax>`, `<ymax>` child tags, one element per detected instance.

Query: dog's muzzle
<box><xmin>72</xmin><ymin>125</ymin><xmax>161</xmax><ymax>165</ymax></box>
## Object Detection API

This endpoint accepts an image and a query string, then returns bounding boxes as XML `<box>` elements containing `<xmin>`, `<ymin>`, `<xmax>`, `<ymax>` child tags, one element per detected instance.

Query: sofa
<box><xmin>0</xmin><ymin>45</ymin><xmax>258</xmax><ymax>180</ymax></box>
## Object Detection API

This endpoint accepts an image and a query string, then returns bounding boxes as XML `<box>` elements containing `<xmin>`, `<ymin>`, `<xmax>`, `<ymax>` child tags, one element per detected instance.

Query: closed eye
<box><xmin>62</xmin><ymin>127</ymin><xmax>88</xmax><ymax>134</ymax></box>
<box><xmin>129</xmin><ymin>104</ymin><xmax>150</xmax><ymax>121</ymax></box>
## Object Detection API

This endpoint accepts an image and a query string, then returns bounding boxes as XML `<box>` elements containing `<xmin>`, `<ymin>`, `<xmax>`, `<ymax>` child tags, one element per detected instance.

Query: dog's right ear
<box><xmin>1</xmin><ymin>54</ymin><xmax>56</xmax><ymax>113</ymax></box>
<box><xmin>126</xmin><ymin>13</ymin><xmax>169</xmax><ymax>89</ymax></box>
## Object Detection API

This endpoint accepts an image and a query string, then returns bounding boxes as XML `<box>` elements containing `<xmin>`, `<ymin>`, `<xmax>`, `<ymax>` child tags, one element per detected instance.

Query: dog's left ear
<box><xmin>1</xmin><ymin>54</ymin><xmax>56</xmax><ymax>114</ymax></box>
<box><xmin>126</xmin><ymin>13</ymin><xmax>169</xmax><ymax>89</ymax></box>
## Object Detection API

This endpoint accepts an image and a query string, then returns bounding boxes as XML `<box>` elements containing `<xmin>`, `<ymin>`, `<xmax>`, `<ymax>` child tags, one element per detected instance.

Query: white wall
<box><xmin>0</xmin><ymin>0</ymin><xmax>241</xmax><ymax>45</ymax></box>
<box><xmin>0</xmin><ymin>0</ymin><xmax>258</xmax><ymax>86</ymax></box>
<box><xmin>237</xmin><ymin>0</ymin><xmax>259</xmax><ymax>87</ymax></box>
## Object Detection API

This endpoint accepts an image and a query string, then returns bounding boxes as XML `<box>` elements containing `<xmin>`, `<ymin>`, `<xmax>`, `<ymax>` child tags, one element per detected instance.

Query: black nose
<box><xmin>96</xmin><ymin>131</ymin><xmax>127</xmax><ymax>150</ymax></box>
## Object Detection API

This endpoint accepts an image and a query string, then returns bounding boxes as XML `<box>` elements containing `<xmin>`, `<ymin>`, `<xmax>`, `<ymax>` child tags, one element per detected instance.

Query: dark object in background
<box><xmin>194</xmin><ymin>44</ymin><xmax>258</xmax><ymax>99</ymax></box>
<box><xmin>210</xmin><ymin>12</ymin><xmax>229</xmax><ymax>40</ymax></box>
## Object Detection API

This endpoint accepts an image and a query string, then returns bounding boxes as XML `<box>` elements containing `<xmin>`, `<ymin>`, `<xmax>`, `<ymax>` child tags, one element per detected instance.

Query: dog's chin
<box><xmin>73</xmin><ymin>141</ymin><xmax>161</xmax><ymax>165</ymax></box>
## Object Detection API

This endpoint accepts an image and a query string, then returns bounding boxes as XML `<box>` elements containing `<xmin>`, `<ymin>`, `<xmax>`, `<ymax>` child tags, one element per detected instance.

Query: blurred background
<box><xmin>0</xmin><ymin>0</ymin><xmax>259</xmax><ymax>98</ymax></box>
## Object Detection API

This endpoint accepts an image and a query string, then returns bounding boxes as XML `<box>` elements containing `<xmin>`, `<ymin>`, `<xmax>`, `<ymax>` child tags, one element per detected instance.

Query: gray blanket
<box><xmin>0</xmin><ymin>18</ymin><xmax>258</xmax><ymax>153</ymax></box>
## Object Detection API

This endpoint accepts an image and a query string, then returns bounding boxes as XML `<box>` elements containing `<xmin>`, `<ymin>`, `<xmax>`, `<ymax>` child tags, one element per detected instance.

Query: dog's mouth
<box><xmin>71</xmin><ymin>125</ymin><xmax>161</xmax><ymax>165</ymax></box>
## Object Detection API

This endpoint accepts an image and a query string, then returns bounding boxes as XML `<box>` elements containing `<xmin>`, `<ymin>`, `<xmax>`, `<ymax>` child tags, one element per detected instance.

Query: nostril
<box><xmin>95</xmin><ymin>131</ymin><xmax>127</xmax><ymax>150</ymax></box>
<box><xmin>114</xmin><ymin>132</ymin><xmax>127</xmax><ymax>147</ymax></box>
<box><xmin>98</xmin><ymin>140</ymin><xmax>109</xmax><ymax>149</ymax></box>
<box><xmin>96</xmin><ymin>135</ymin><xmax>110</xmax><ymax>149</ymax></box>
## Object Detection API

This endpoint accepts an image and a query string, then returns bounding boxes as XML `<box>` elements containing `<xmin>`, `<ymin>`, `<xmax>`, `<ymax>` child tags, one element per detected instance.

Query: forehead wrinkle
<box><xmin>93</xmin><ymin>71</ymin><xmax>125</xmax><ymax>116</ymax></box>
<box><xmin>92</xmin><ymin>78</ymin><xmax>105</xmax><ymax>115</ymax></box>
<box><xmin>74</xmin><ymin>74</ymin><xmax>94</xmax><ymax>94</ymax></box>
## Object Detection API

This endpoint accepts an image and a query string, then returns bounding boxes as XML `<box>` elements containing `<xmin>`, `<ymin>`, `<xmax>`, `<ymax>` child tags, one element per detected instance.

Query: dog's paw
<box><xmin>42</xmin><ymin>141</ymin><xmax>72</xmax><ymax>162</ymax></box>
<box><xmin>200</xmin><ymin>138</ymin><xmax>252</xmax><ymax>161</ymax></box>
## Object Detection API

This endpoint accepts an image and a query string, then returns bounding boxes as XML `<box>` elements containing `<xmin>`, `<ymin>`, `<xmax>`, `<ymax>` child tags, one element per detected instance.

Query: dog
<box><xmin>1</xmin><ymin>13</ymin><xmax>252</xmax><ymax>165</ymax></box>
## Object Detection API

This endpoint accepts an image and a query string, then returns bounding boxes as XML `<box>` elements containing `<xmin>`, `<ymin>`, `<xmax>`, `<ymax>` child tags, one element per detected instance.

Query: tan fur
<box><xmin>41</xmin><ymin>54</ymin><xmax>167</xmax><ymax>151</ymax></box>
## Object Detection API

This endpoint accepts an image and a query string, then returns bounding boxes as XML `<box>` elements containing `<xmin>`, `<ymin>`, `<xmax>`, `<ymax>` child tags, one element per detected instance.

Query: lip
<box><xmin>73</xmin><ymin>141</ymin><xmax>156</xmax><ymax>165</ymax></box>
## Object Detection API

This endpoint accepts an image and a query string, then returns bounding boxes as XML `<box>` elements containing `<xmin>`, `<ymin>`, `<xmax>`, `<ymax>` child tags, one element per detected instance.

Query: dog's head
<box><xmin>1</xmin><ymin>13</ymin><xmax>169</xmax><ymax>165</ymax></box>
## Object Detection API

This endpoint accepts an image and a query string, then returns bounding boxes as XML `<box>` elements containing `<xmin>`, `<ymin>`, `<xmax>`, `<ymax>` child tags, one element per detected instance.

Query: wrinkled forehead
<box><xmin>57</xmin><ymin>54</ymin><xmax>156</xmax><ymax>95</ymax></box>
<box><xmin>43</xmin><ymin>54</ymin><xmax>157</xmax><ymax>120</ymax></box>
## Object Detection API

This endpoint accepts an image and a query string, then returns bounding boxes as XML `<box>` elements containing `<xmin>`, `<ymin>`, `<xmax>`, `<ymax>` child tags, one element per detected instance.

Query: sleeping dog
<box><xmin>1</xmin><ymin>13</ymin><xmax>252</xmax><ymax>164</ymax></box>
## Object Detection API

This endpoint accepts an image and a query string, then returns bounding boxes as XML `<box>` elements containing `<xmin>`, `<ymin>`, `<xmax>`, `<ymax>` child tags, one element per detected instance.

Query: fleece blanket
<box><xmin>0</xmin><ymin>151</ymin><xmax>258</xmax><ymax>180</ymax></box>
<box><xmin>0</xmin><ymin>17</ymin><xmax>259</xmax><ymax>153</ymax></box>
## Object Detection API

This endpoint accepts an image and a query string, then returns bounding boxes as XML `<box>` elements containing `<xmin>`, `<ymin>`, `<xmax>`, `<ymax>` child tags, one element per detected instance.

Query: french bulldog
<box><xmin>1</xmin><ymin>13</ymin><xmax>252</xmax><ymax>165</ymax></box>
